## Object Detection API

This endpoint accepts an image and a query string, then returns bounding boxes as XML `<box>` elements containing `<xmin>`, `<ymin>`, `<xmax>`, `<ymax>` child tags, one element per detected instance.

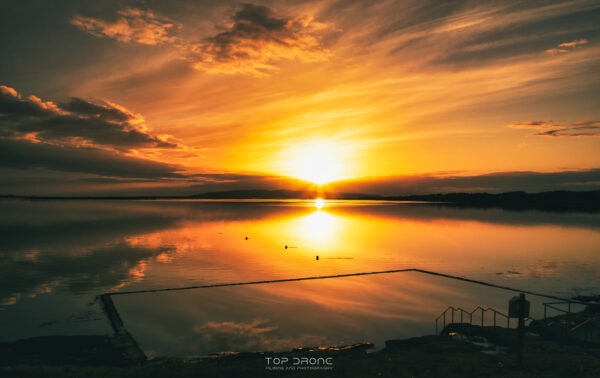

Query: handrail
<box><xmin>435</xmin><ymin>305</ymin><xmax>511</xmax><ymax>335</ymax></box>
<box><xmin>543</xmin><ymin>301</ymin><xmax>587</xmax><ymax>319</ymax></box>
<box><xmin>436</xmin><ymin>303</ymin><xmax>597</xmax><ymax>344</ymax></box>
<box><xmin>571</xmin><ymin>319</ymin><xmax>591</xmax><ymax>332</ymax></box>
<box><xmin>541</xmin><ymin>301</ymin><xmax>597</xmax><ymax>343</ymax></box>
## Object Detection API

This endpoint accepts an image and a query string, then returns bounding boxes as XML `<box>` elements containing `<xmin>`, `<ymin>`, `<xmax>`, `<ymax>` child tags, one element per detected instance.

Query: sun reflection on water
<box><xmin>298</xmin><ymin>207</ymin><xmax>338</xmax><ymax>248</ymax></box>
<box><xmin>314</xmin><ymin>198</ymin><xmax>325</xmax><ymax>210</ymax></box>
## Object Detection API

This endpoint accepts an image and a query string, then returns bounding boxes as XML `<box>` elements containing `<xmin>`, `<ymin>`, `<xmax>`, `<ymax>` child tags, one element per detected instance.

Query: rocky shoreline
<box><xmin>2</xmin><ymin>300</ymin><xmax>598</xmax><ymax>377</ymax></box>
<box><xmin>2</xmin><ymin>325</ymin><xmax>599</xmax><ymax>377</ymax></box>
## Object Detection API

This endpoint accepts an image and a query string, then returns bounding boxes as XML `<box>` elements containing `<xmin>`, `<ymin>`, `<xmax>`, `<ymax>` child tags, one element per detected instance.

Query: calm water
<box><xmin>1</xmin><ymin>199</ymin><xmax>599</xmax><ymax>357</ymax></box>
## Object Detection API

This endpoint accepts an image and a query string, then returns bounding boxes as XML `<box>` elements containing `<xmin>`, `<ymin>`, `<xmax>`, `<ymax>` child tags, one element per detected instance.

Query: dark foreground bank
<box><xmin>1</xmin><ymin>329</ymin><xmax>599</xmax><ymax>378</ymax></box>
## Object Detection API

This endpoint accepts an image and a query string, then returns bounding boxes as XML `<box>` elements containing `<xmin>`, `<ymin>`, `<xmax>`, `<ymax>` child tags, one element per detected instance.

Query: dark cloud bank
<box><xmin>0</xmin><ymin>84</ymin><xmax>186</xmax><ymax>182</ymax></box>
<box><xmin>0</xmin><ymin>85</ymin><xmax>177</xmax><ymax>149</ymax></box>
<box><xmin>331</xmin><ymin>170</ymin><xmax>600</xmax><ymax>196</ymax></box>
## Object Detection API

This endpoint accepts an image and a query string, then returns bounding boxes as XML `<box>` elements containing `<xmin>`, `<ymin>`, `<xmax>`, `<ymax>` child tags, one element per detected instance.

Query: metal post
<box><xmin>443</xmin><ymin>312</ymin><xmax>446</xmax><ymax>330</ymax></box>
<box><xmin>481</xmin><ymin>309</ymin><xmax>484</xmax><ymax>327</ymax></box>
<box><xmin>516</xmin><ymin>293</ymin><xmax>525</xmax><ymax>368</ymax></box>
<box><xmin>494</xmin><ymin>312</ymin><xmax>497</xmax><ymax>328</ymax></box>
<box><xmin>544</xmin><ymin>304</ymin><xmax>547</xmax><ymax>320</ymax></box>
<box><xmin>587</xmin><ymin>322</ymin><xmax>591</xmax><ymax>342</ymax></box>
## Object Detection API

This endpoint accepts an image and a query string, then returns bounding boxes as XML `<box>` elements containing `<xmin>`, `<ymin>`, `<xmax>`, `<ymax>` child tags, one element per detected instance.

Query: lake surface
<box><xmin>1</xmin><ymin>199</ymin><xmax>599</xmax><ymax>357</ymax></box>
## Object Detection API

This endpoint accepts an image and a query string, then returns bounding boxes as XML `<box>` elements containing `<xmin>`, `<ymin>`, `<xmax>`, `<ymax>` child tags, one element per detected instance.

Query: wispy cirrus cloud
<box><xmin>545</xmin><ymin>39</ymin><xmax>589</xmax><ymax>54</ymax></box>
<box><xmin>71</xmin><ymin>7</ymin><xmax>179</xmax><ymax>45</ymax></box>
<box><xmin>71</xmin><ymin>4</ymin><xmax>331</xmax><ymax>76</ymax></box>
<box><xmin>558</xmin><ymin>39</ymin><xmax>589</xmax><ymax>49</ymax></box>
<box><xmin>508</xmin><ymin>120</ymin><xmax>600</xmax><ymax>137</ymax></box>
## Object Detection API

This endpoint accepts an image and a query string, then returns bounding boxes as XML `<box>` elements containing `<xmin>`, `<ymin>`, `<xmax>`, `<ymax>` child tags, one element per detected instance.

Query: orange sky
<box><xmin>1</xmin><ymin>1</ymin><xmax>599</xmax><ymax>194</ymax></box>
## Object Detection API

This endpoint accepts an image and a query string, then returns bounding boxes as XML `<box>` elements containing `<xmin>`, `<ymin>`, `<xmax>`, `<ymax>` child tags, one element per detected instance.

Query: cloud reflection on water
<box><xmin>1</xmin><ymin>199</ymin><xmax>599</xmax><ymax>350</ymax></box>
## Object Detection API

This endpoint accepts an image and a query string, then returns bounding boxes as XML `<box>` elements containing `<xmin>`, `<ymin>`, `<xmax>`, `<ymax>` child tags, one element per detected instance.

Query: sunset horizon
<box><xmin>2</xmin><ymin>1</ymin><xmax>599</xmax><ymax>197</ymax></box>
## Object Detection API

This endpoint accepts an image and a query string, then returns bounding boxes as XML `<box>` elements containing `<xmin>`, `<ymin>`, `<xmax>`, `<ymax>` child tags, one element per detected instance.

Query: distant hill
<box><xmin>389</xmin><ymin>190</ymin><xmax>600</xmax><ymax>212</ymax></box>
<box><xmin>189</xmin><ymin>189</ymin><xmax>379</xmax><ymax>200</ymax></box>
<box><xmin>187</xmin><ymin>189</ymin><xmax>599</xmax><ymax>212</ymax></box>
<box><xmin>2</xmin><ymin>190</ymin><xmax>599</xmax><ymax>212</ymax></box>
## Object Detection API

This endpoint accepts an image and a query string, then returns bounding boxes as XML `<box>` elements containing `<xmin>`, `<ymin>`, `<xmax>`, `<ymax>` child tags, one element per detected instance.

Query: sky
<box><xmin>1</xmin><ymin>0</ymin><xmax>599</xmax><ymax>196</ymax></box>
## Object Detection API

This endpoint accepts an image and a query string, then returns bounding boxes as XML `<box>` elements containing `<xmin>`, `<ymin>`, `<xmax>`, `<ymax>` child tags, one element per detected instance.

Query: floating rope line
<box><xmin>103</xmin><ymin>268</ymin><xmax>583</xmax><ymax>304</ymax></box>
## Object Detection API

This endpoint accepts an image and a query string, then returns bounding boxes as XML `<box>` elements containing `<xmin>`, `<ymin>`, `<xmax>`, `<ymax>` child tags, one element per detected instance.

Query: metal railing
<box><xmin>542</xmin><ymin>301</ymin><xmax>596</xmax><ymax>343</ymax></box>
<box><xmin>435</xmin><ymin>305</ymin><xmax>510</xmax><ymax>335</ymax></box>
<box><xmin>436</xmin><ymin>301</ymin><xmax>597</xmax><ymax>341</ymax></box>
<box><xmin>544</xmin><ymin>301</ymin><xmax>570</xmax><ymax>319</ymax></box>
<box><xmin>543</xmin><ymin>301</ymin><xmax>585</xmax><ymax>319</ymax></box>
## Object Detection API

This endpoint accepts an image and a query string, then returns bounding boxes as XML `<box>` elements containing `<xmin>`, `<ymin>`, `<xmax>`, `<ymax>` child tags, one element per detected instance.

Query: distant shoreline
<box><xmin>1</xmin><ymin>189</ymin><xmax>599</xmax><ymax>213</ymax></box>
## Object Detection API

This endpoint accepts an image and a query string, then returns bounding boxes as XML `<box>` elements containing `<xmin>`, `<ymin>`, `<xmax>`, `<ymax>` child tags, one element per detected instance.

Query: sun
<box><xmin>283</xmin><ymin>141</ymin><xmax>347</xmax><ymax>185</ymax></box>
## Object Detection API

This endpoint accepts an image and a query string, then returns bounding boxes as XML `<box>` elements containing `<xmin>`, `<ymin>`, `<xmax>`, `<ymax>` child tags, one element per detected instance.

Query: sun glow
<box><xmin>315</xmin><ymin>198</ymin><xmax>325</xmax><ymax>210</ymax></box>
<box><xmin>283</xmin><ymin>141</ymin><xmax>348</xmax><ymax>185</ymax></box>
<box><xmin>298</xmin><ymin>210</ymin><xmax>338</xmax><ymax>246</ymax></box>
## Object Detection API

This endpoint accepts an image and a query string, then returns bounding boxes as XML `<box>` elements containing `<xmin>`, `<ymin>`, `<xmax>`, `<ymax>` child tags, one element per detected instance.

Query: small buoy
<box><xmin>284</xmin><ymin>245</ymin><xmax>288</xmax><ymax>249</ymax></box>
<box><xmin>245</xmin><ymin>236</ymin><xmax>248</xmax><ymax>240</ymax></box>
<box><xmin>316</xmin><ymin>255</ymin><xmax>319</xmax><ymax>260</ymax></box>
